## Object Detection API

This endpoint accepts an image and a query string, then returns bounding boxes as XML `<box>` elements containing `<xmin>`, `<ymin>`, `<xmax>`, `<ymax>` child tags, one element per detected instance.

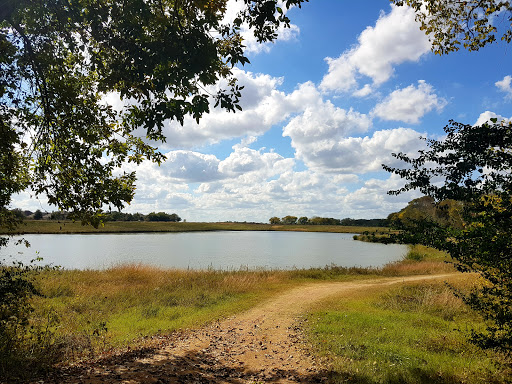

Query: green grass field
<box><xmin>1</xmin><ymin>219</ymin><xmax>392</xmax><ymax>235</ymax></box>
<box><xmin>306</xmin><ymin>274</ymin><xmax>510</xmax><ymax>383</ymax></box>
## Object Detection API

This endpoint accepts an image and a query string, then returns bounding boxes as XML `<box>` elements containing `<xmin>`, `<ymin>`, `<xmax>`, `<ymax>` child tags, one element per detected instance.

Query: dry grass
<box><xmin>4</xmin><ymin>220</ymin><xmax>387</xmax><ymax>235</ymax></box>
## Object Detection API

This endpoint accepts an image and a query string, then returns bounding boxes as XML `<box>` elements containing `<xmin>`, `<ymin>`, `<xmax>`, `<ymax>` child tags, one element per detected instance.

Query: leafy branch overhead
<box><xmin>384</xmin><ymin>119</ymin><xmax>512</xmax><ymax>355</ymax></box>
<box><xmin>392</xmin><ymin>0</ymin><xmax>512</xmax><ymax>54</ymax></box>
<box><xmin>0</xmin><ymin>0</ymin><xmax>307</xmax><ymax>226</ymax></box>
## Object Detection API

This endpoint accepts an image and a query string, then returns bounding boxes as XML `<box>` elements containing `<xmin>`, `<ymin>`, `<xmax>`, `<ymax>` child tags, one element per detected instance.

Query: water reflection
<box><xmin>0</xmin><ymin>231</ymin><xmax>407</xmax><ymax>270</ymax></box>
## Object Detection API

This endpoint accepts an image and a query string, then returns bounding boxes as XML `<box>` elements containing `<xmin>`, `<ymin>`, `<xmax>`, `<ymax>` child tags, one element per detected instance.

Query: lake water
<box><xmin>0</xmin><ymin>231</ymin><xmax>407</xmax><ymax>270</ymax></box>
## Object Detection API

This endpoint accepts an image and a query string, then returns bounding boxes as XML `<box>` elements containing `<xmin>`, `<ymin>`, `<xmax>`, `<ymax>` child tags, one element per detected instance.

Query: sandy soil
<box><xmin>41</xmin><ymin>274</ymin><xmax>455</xmax><ymax>384</ymax></box>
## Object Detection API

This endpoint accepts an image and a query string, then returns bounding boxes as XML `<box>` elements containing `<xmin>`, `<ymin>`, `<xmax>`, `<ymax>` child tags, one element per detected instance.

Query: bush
<box><xmin>0</xmin><ymin>260</ymin><xmax>60</xmax><ymax>381</ymax></box>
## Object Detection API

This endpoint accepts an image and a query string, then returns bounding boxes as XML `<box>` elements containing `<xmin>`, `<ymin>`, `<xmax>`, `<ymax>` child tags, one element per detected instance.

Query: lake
<box><xmin>0</xmin><ymin>231</ymin><xmax>407</xmax><ymax>270</ymax></box>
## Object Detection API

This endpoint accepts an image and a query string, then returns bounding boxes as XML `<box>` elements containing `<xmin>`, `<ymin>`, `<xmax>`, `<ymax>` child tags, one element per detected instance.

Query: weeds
<box><xmin>0</xmin><ymin>261</ymin><xmax>61</xmax><ymax>382</ymax></box>
<box><xmin>306</xmin><ymin>276</ymin><xmax>510</xmax><ymax>383</ymax></box>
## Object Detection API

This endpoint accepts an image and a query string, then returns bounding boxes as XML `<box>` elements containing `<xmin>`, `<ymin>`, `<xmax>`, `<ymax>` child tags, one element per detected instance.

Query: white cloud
<box><xmin>153</xmin><ymin>71</ymin><xmax>323</xmax><ymax>149</ymax></box>
<box><xmin>284</xmin><ymin>125</ymin><xmax>425</xmax><ymax>174</ymax></box>
<box><xmin>352</xmin><ymin>84</ymin><xmax>373</xmax><ymax>98</ymax></box>
<box><xmin>320</xmin><ymin>5</ymin><xmax>431</xmax><ymax>93</ymax></box>
<box><xmin>372</xmin><ymin>80</ymin><xmax>447</xmax><ymax>124</ymax></box>
<box><xmin>283</xmin><ymin>102</ymin><xmax>372</xmax><ymax>144</ymax></box>
<box><xmin>474</xmin><ymin>111</ymin><xmax>512</xmax><ymax>126</ymax></box>
<box><xmin>496</xmin><ymin>75</ymin><xmax>512</xmax><ymax>99</ymax></box>
<box><xmin>161</xmin><ymin>151</ymin><xmax>222</xmax><ymax>182</ymax></box>
<box><xmin>340</xmin><ymin>175</ymin><xmax>421</xmax><ymax>215</ymax></box>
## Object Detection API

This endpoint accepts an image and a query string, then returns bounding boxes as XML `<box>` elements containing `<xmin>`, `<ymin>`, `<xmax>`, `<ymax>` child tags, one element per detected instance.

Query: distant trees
<box><xmin>298</xmin><ymin>216</ymin><xmax>309</xmax><ymax>225</ymax></box>
<box><xmin>6</xmin><ymin>209</ymin><xmax>182</xmax><ymax>223</ymax></box>
<box><xmin>104</xmin><ymin>211</ymin><xmax>144</xmax><ymax>222</ymax></box>
<box><xmin>145</xmin><ymin>212</ymin><xmax>181</xmax><ymax>222</ymax></box>
<box><xmin>387</xmin><ymin>196</ymin><xmax>463</xmax><ymax>230</ymax></box>
<box><xmin>269</xmin><ymin>215</ymin><xmax>387</xmax><ymax>226</ymax></box>
<box><xmin>269</xmin><ymin>217</ymin><xmax>281</xmax><ymax>225</ymax></box>
<box><xmin>281</xmin><ymin>216</ymin><xmax>298</xmax><ymax>225</ymax></box>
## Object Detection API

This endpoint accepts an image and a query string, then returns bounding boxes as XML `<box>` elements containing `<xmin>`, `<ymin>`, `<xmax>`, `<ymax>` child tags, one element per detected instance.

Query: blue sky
<box><xmin>14</xmin><ymin>0</ymin><xmax>512</xmax><ymax>222</ymax></box>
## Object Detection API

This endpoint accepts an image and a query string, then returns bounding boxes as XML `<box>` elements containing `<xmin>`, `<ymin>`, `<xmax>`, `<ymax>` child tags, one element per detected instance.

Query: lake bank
<box><xmin>10</xmin><ymin>256</ymin><xmax>510</xmax><ymax>384</ymax></box>
<box><xmin>1</xmin><ymin>220</ymin><xmax>392</xmax><ymax>235</ymax></box>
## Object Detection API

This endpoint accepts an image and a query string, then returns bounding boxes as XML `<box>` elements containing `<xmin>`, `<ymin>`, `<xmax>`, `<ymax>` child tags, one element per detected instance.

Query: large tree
<box><xmin>384</xmin><ymin>119</ymin><xmax>512</xmax><ymax>355</ymax></box>
<box><xmin>0</xmin><ymin>0</ymin><xmax>307</xmax><ymax>228</ymax></box>
<box><xmin>392</xmin><ymin>0</ymin><xmax>512</xmax><ymax>54</ymax></box>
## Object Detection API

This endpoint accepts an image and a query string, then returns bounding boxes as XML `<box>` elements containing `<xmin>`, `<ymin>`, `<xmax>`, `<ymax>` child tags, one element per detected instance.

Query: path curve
<box><xmin>46</xmin><ymin>274</ymin><xmax>456</xmax><ymax>384</ymax></box>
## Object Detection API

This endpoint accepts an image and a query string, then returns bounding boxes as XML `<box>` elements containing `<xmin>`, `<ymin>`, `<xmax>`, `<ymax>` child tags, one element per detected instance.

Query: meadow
<box><xmin>1</xmin><ymin>219</ymin><xmax>392</xmax><ymax>235</ymax></box>
<box><xmin>3</xmin><ymin>243</ymin><xmax>510</xmax><ymax>383</ymax></box>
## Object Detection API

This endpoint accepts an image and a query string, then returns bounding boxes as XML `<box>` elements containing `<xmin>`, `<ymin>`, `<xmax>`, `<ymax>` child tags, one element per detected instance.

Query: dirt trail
<box><xmin>47</xmin><ymin>274</ymin><xmax>455</xmax><ymax>384</ymax></box>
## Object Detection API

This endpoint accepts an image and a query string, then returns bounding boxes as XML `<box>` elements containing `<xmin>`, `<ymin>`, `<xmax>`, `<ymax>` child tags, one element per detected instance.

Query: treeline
<box><xmin>10</xmin><ymin>209</ymin><xmax>182</xmax><ymax>222</ymax></box>
<box><xmin>269</xmin><ymin>215</ymin><xmax>387</xmax><ymax>227</ymax></box>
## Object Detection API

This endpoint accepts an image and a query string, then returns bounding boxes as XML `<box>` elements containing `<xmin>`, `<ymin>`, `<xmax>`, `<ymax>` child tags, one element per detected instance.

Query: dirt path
<box><xmin>46</xmin><ymin>274</ymin><xmax>455</xmax><ymax>384</ymax></box>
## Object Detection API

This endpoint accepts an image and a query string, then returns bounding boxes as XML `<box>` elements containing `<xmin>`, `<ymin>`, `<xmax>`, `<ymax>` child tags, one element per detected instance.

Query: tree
<box><xmin>281</xmin><ymin>215</ymin><xmax>297</xmax><ymax>225</ymax></box>
<box><xmin>298</xmin><ymin>216</ymin><xmax>309</xmax><ymax>225</ymax></box>
<box><xmin>383</xmin><ymin>119</ymin><xmax>512</xmax><ymax>355</ymax></box>
<box><xmin>0</xmin><ymin>0</ymin><xmax>308</xmax><ymax>230</ymax></box>
<box><xmin>32</xmin><ymin>210</ymin><xmax>43</xmax><ymax>220</ymax></box>
<box><xmin>146</xmin><ymin>211</ymin><xmax>181</xmax><ymax>222</ymax></box>
<box><xmin>387</xmin><ymin>196</ymin><xmax>464</xmax><ymax>230</ymax></box>
<box><xmin>269</xmin><ymin>216</ymin><xmax>281</xmax><ymax>224</ymax></box>
<box><xmin>392</xmin><ymin>0</ymin><xmax>512</xmax><ymax>55</ymax></box>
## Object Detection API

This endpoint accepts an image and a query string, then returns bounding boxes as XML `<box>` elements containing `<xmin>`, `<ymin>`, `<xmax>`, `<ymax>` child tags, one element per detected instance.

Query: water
<box><xmin>0</xmin><ymin>231</ymin><xmax>407</xmax><ymax>270</ymax></box>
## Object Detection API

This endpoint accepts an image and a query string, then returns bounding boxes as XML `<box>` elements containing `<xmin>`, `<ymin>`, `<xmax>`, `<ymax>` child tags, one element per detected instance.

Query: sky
<box><xmin>13</xmin><ymin>1</ymin><xmax>512</xmax><ymax>223</ymax></box>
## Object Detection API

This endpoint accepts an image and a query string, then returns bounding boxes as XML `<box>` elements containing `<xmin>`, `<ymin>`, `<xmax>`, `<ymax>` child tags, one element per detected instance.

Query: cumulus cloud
<box><xmin>496</xmin><ymin>75</ymin><xmax>512</xmax><ymax>99</ymax></box>
<box><xmin>352</xmin><ymin>84</ymin><xmax>373</xmax><ymax>98</ymax></box>
<box><xmin>372</xmin><ymin>80</ymin><xmax>447</xmax><ymax>124</ymax></box>
<box><xmin>284</xmin><ymin>125</ymin><xmax>425</xmax><ymax>174</ymax></box>
<box><xmin>153</xmin><ymin>71</ymin><xmax>324</xmax><ymax>149</ymax></box>
<box><xmin>474</xmin><ymin>111</ymin><xmax>512</xmax><ymax>126</ymax></box>
<box><xmin>161</xmin><ymin>151</ymin><xmax>222</xmax><ymax>183</ymax></box>
<box><xmin>340</xmin><ymin>174</ymin><xmax>421</xmax><ymax>215</ymax></box>
<box><xmin>320</xmin><ymin>5</ymin><xmax>431</xmax><ymax>93</ymax></box>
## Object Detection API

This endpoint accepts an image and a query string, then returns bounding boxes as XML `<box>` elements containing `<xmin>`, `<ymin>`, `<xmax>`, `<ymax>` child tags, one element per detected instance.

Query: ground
<box><xmin>40</xmin><ymin>274</ymin><xmax>455</xmax><ymax>384</ymax></box>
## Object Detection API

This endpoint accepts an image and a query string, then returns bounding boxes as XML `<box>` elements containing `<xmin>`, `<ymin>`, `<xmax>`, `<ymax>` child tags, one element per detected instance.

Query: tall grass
<box><xmin>1</xmin><ymin>243</ymin><xmax>466</xmax><ymax>381</ymax></box>
<box><xmin>306</xmin><ymin>275</ymin><xmax>510</xmax><ymax>383</ymax></box>
<box><xmin>3</xmin><ymin>220</ymin><xmax>387</xmax><ymax>235</ymax></box>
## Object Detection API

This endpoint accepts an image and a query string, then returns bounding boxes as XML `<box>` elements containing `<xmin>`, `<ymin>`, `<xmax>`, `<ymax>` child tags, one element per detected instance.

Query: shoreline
<box><xmin>1</xmin><ymin>220</ymin><xmax>392</xmax><ymax>235</ymax></box>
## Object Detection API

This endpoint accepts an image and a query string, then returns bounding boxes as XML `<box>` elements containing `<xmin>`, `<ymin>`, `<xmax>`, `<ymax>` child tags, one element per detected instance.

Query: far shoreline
<box><xmin>1</xmin><ymin>220</ymin><xmax>392</xmax><ymax>236</ymax></box>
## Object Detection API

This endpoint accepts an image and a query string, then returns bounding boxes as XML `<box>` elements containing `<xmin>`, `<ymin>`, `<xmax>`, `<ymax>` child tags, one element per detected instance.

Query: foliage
<box><xmin>281</xmin><ymin>215</ymin><xmax>297</xmax><ymax>225</ymax></box>
<box><xmin>104</xmin><ymin>211</ymin><xmax>144</xmax><ymax>222</ymax></box>
<box><xmin>146</xmin><ymin>211</ymin><xmax>181</xmax><ymax>222</ymax></box>
<box><xmin>392</xmin><ymin>0</ymin><xmax>512</xmax><ymax>54</ymax></box>
<box><xmin>297</xmin><ymin>216</ymin><xmax>308</xmax><ymax>225</ymax></box>
<box><xmin>340</xmin><ymin>217</ymin><xmax>389</xmax><ymax>227</ymax></box>
<box><xmin>308</xmin><ymin>216</ymin><xmax>341</xmax><ymax>225</ymax></box>
<box><xmin>384</xmin><ymin>119</ymin><xmax>512</xmax><ymax>355</ymax></box>
<box><xmin>388</xmin><ymin>196</ymin><xmax>464</xmax><ymax>230</ymax></box>
<box><xmin>0</xmin><ymin>260</ymin><xmax>60</xmax><ymax>380</ymax></box>
<box><xmin>0</xmin><ymin>0</ymin><xmax>308</xmax><ymax>228</ymax></box>
<box><xmin>269</xmin><ymin>216</ymin><xmax>281</xmax><ymax>224</ymax></box>
<box><xmin>307</xmin><ymin>278</ymin><xmax>509</xmax><ymax>383</ymax></box>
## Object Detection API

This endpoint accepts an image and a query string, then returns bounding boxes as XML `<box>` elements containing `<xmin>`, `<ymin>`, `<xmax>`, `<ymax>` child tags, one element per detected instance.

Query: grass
<box><xmin>305</xmin><ymin>274</ymin><xmax>511</xmax><ymax>383</ymax></box>
<box><xmin>26</xmin><ymin>247</ymin><xmax>453</xmax><ymax>365</ymax></box>
<box><xmin>6</xmin><ymin>243</ymin><xmax>506</xmax><ymax>382</ymax></box>
<box><xmin>32</xmin><ymin>265</ymin><xmax>291</xmax><ymax>361</ymax></box>
<box><xmin>2</xmin><ymin>220</ymin><xmax>389</xmax><ymax>235</ymax></box>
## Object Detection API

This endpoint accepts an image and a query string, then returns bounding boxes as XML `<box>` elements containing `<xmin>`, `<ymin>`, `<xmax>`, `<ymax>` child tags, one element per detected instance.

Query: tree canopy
<box><xmin>0</xmin><ymin>0</ymin><xmax>307</xmax><ymax>228</ymax></box>
<box><xmin>392</xmin><ymin>0</ymin><xmax>512</xmax><ymax>54</ymax></box>
<box><xmin>384</xmin><ymin>119</ymin><xmax>512</xmax><ymax>354</ymax></box>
